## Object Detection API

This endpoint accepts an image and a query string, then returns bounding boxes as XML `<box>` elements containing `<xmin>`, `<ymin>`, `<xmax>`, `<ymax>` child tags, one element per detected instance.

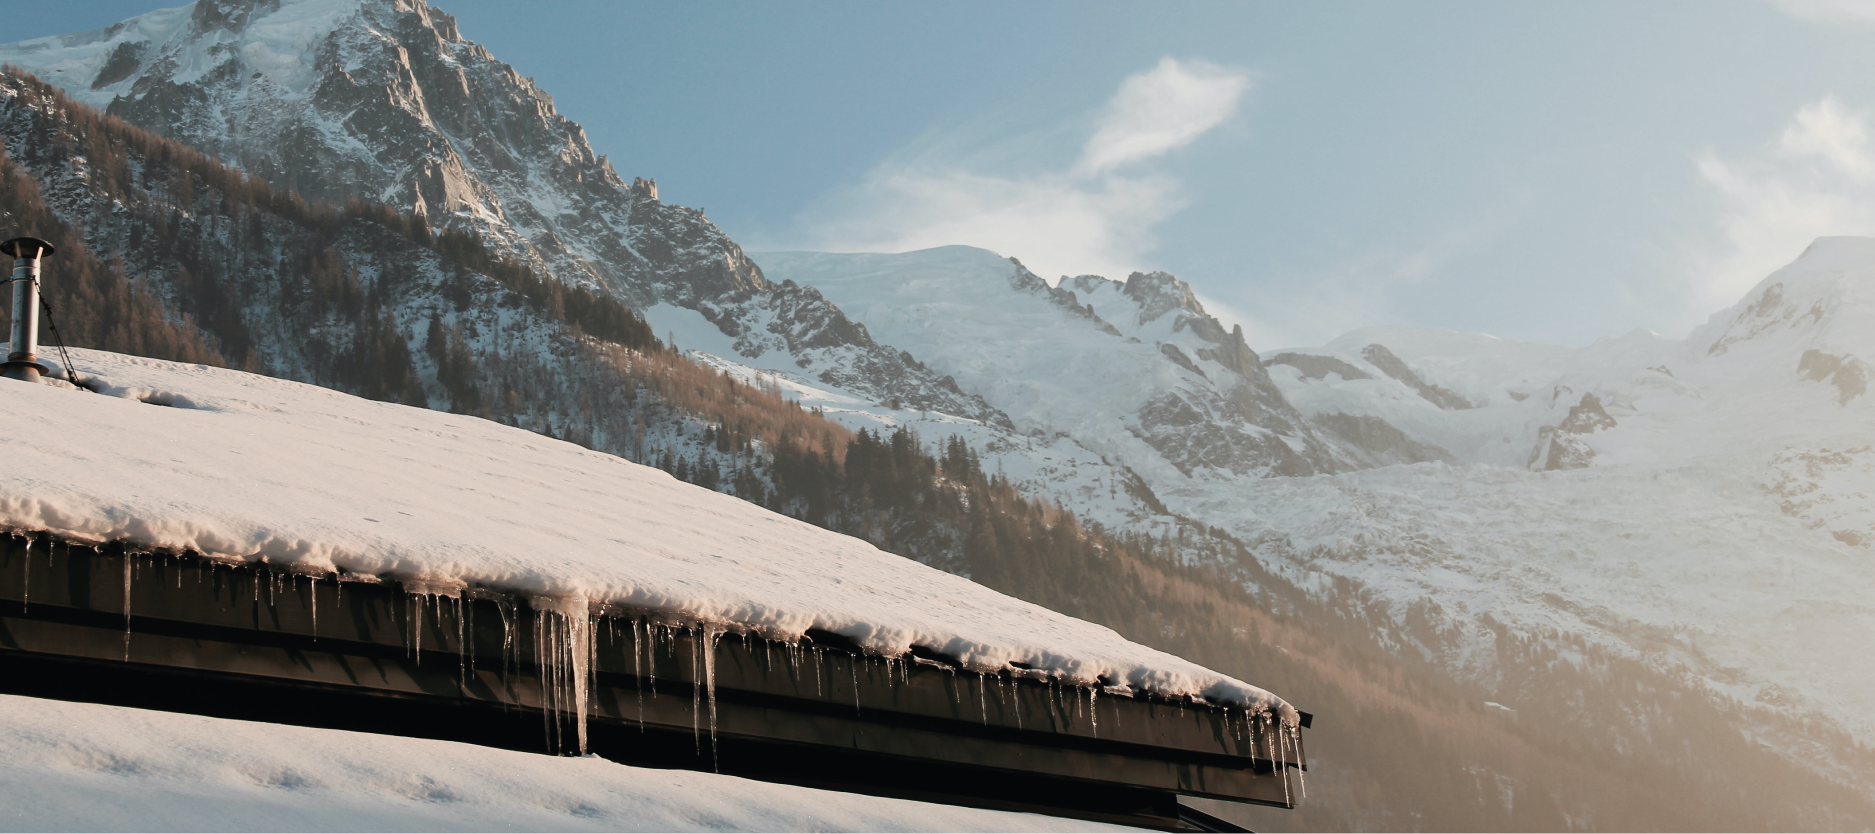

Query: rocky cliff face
<box><xmin>0</xmin><ymin>0</ymin><xmax>1000</xmax><ymax>424</ymax></box>
<box><xmin>1527</xmin><ymin>392</ymin><xmax>1614</xmax><ymax>470</ymax></box>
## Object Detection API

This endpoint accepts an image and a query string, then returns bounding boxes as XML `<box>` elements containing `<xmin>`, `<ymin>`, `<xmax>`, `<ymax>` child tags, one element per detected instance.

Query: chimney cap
<box><xmin>0</xmin><ymin>237</ymin><xmax>54</xmax><ymax>259</ymax></box>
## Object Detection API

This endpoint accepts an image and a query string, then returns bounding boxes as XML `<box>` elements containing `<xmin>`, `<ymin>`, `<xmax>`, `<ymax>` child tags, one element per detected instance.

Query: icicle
<box><xmin>533</xmin><ymin>612</ymin><xmax>553</xmax><ymax>750</ymax></box>
<box><xmin>704</xmin><ymin>624</ymin><xmax>722</xmax><ymax>772</ymax></box>
<box><xmin>121</xmin><ymin>553</ymin><xmax>132</xmax><ymax>662</ymax></box>
<box><xmin>1258</xmin><ymin>713</ymin><xmax>1270</xmax><ymax>774</ymax></box>
<box><xmin>21</xmin><ymin>536</ymin><xmax>29</xmax><ymax>612</ymax></box>
<box><xmin>464</xmin><ymin>595</ymin><xmax>476</xmax><ymax>686</ymax></box>
<box><xmin>850</xmin><ymin>659</ymin><xmax>861</xmax><ymax>716</ymax></box>
<box><xmin>308</xmin><ymin>576</ymin><xmax>318</xmax><ymax>641</ymax></box>
<box><xmin>417</xmin><ymin>594</ymin><xmax>427</xmax><ymax>664</ymax></box>
<box><xmin>632</xmin><ymin>619</ymin><xmax>645</xmax><ymax>728</ymax></box>
<box><xmin>587</xmin><ymin>613</ymin><xmax>599</xmax><ymax>747</ymax></box>
<box><xmin>1289</xmin><ymin>720</ymin><xmax>1307</xmax><ymax>800</ymax></box>
<box><xmin>1277</xmin><ymin>718</ymin><xmax>1293</xmax><ymax>807</ymax></box>
<box><xmin>1089</xmin><ymin>687</ymin><xmax>1098</xmax><ymax>737</ymax></box>
<box><xmin>689</xmin><ymin>626</ymin><xmax>702</xmax><ymax>755</ymax></box>
<box><xmin>1045</xmin><ymin>679</ymin><xmax>1061</xmax><ymax>729</ymax></box>
<box><xmin>977</xmin><ymin>672</ymin><xmax>988</xmax><ymax>725</ymax></box>
<box><xmin>569</xmin><ymin>610</ymin><xmax>592</xmax><ymax>754</ymax></box>
<box><xmin>495</xmin><ymin>598</ymin><xmax>513</xmax><ymax>696</ymax></box>
<box><xmin>1012</xmin><ymin>685</ymin><xmax>1023</xmax><ymax>730</ymax></box>
<box><xmin>454</xmin><ymin>597</ymin><xmax>467</xmax><ymax>691</ymax></box>
<box><xmin>646</xmin><ymin>624</ymin><xmax>660</xmax><ymax>698</ymax></box>
<box><xmin>529</xmin><ymin>596</ymin><xmax>592</xmax><ymax>755</ymax></box>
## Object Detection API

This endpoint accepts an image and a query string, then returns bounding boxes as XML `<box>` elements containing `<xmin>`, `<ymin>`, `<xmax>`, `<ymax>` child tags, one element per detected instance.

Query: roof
<box><xmin>0</xmin><ymin>347</ymin><xmax>1295</xmax><ymax>720</ymax></box>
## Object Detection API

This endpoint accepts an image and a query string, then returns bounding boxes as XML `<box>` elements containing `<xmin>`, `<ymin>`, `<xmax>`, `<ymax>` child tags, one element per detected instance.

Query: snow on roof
<box><xmin>0</xmin><ymin>347</ymin><xmax>1293</xmax><ymax>718</ymax></box>
<box><xmin>0</xmin><ymin>693</ymin><xmax>1127</xmax><ymax>832</ymax></box>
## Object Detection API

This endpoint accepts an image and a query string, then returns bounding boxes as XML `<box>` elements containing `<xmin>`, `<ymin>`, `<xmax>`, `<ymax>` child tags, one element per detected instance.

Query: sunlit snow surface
<box><xmin>0</xmin><ymin>1</ymin><xmax>350</xmax><ymax>106</ymax></box>
<box><xmin>0</xmin><ymin>694</ymin><xmax>1128</xmax><ymax>832</ymax></box>
<box><xmin>0</xmin><ymin>346</ymin><xmax>1290</xmax><ymax>715</ymax></box>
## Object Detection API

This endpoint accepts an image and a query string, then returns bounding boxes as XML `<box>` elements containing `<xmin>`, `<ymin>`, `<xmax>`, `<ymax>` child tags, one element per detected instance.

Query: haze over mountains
<box><xmin>2</xmin><ymin>0</ymin><xmax>1874</xmax><ymax>829</ymax></box>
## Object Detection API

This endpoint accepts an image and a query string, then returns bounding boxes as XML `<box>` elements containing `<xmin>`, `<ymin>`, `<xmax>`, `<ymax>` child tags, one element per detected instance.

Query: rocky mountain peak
<box><xmin>1697</xmin><ymin>236</ymin><xmax>1875</xmax><ymax>358</ymax></box>
<box><xmin>0</xmin><ymin>0</ymin><xmax>1001</xmax><ymax>424</ymax></box>
<box><xmin>191</xmin><ymin>0</ymin><xmax>279</xmax><ymax>33</ymax></box>
<box><xmin>1121</xmin><ymin>271</ymin><xmax>1207</xmax><ymax>326</ymax></box>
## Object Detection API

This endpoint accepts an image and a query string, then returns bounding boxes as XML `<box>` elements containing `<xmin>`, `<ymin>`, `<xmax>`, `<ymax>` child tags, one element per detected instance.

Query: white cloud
<box><xmin>1076</xmin><ymin>58</ymin><xmax>1253</xmax><ymax>176</ymax></box>
<box><xmin>798</xmin><ymin>58</ymin><xmax>1252</xmax><ymax>282</ymax></box>
<box><xmin>1771</xmin><ymin>0</ymin><xmax>1875</xmax><ymax>23</ymax></box>
<box><xmin>1687</xmin><ymin>96</ymin><xmax>1875</xmax><ymax>315</ymax></box>
<box><xmin>805</xmin><ymin>168</ymin><xmax>1182</xmax><ymax>282</ymax></box>
<box><xmin>1778</xmin><ymin>96</ymin><xmax>1875</xmax><ymax>179</ymax></box>
<box><xmin>1227</xmin><ymin>217</ymin><xmax>1510</xmax><ymax>349</ymax></box>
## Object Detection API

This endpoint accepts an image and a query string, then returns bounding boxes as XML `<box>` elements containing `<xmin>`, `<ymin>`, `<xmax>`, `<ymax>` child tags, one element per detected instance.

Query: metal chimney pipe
<box><xmin>0</xmin><ymin>237</ymin><xmax>54</xmax><ymax>383</ymax></box>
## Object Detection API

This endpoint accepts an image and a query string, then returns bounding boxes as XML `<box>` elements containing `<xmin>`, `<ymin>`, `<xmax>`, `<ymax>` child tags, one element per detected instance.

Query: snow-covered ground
<box><xmin>0</xmin><ymin>345</ymin><xmax>1293</xmax><ymax>716</ymax></box>
<box><xmin>0</xmin><ymin>694</ymin><xmax>1126</xmax><ymax>832</ymax></box>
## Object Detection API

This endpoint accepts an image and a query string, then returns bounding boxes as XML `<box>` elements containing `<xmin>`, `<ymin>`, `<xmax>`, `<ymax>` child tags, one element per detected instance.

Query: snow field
<box><xmin>0</xmin><ymin>693</ymin><xmax>1129</xmax><ymax>832</ymax></box>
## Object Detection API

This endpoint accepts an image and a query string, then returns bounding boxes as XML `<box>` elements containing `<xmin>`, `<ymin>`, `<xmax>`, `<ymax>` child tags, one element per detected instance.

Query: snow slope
<box><xmin>751</xmin><ymin>247</ymin><xmax>1375</xmax><ymax>487</ymax></box>
<box><xmin>0</xmin><ymin>346</ymin><xmax>1293</xmax><ymax>716</ymax></box>
<box><xmin>748</xmin><ymin>239</ymin><xmax>1875</xmax><ymax>770</ymax></box>
<box><xmin>0</xmin><ymin>694</ymin><xmax>1125</xmax><ymax>832</ymax></box>
<box><xmin>1194</xmin><ymin>238</ymin><xmax>1875</xmax><ymax>745</ymax></box>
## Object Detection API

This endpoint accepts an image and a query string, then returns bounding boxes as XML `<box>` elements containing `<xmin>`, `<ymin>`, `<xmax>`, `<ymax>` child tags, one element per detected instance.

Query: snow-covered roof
<box><xmin>0</xmin><ymin>347</ymin><xmax>1294</xmax><ymax>718</ymax></box>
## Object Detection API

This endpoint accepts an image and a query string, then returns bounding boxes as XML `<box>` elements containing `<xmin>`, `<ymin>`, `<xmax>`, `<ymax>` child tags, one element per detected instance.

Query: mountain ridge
<box><xmin>0</xmin><ymin>0</ymin><xmax>1006</xmax><ymax>426</ymax></box>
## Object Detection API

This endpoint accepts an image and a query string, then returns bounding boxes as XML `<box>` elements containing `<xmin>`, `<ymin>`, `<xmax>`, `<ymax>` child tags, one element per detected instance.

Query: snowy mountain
<box><xmin>0</xmin><ymin>0</ymin><xmax>1407</xmax><ymax>542</ymax></box>
<box><xmin>755</xmin><ymin>248</ymin><xmax>1331</xmax><ymax>482</ymax></box>
<box><xmin>1229</xmin><ymin>238</ymin><xmax>1875</xmax><ymax>744</ymax></box>
<box><xmin>731</xmin><ymin>246</ymin><xmax>1462</xmax><ymax>542</ymax></box>
<box><xmin>0</xmin><ymin>0</ymin><xmax>998</xmax><ymax>424</ymax></box>
<box><xmin>746</xmin><ymin>238</ymin><xmax>1875</xmax><ymax>790</ymax></box>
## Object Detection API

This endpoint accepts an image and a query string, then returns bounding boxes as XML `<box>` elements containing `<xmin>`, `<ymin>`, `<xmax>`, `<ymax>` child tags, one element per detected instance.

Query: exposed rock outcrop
<box><xmin>1529</xmin><ymin>393</ymin><xmax>1615</xmax><ymax>471</ymax></box>
<box><xmin>1265</xmin><ymin>352</ymin><xmax>1374</xmax><ymax>382</ymax></box>
<box><xmin>1798</xmin><ymin>349</ymin><xmax>1869</xmax><ymax>405</ymax></box>
<box><xmin>1314</xmin><ymin>412</ymin><xmax>1451</xmax><ymax>467</ymax></box>
<box><xmin>1361</xmin><ymin>343</ymin><xmax>1473</xmax><ymax>410</ymax></box>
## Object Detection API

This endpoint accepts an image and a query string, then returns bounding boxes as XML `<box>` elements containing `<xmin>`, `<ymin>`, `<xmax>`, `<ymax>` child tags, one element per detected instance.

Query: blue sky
<box><xmin>11</xmin><ymin>0</ymin><xmax>1875</xmax><ymax>347</ymax></box>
